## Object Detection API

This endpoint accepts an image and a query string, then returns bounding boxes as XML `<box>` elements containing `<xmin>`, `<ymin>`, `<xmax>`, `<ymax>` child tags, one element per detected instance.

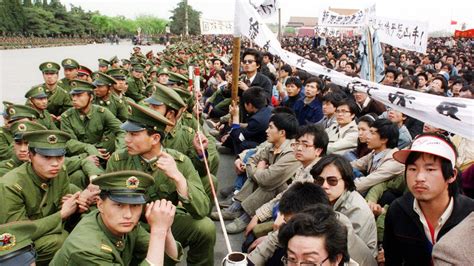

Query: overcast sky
<box><xmin>62</xmin><ymin>0</ymin><xmax>473</xmax><ymax>32</ymax></box>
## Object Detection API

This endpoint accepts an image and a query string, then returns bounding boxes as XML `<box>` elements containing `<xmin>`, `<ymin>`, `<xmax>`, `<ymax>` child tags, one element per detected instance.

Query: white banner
<box><xmin>234</xmin><ymin>0</ymin><xmax>474</xmax><ymax>140</ymax></box>
<box><xmin>316</xmin><ymin>26</ymin><xmax>341</xmax><ymax>37</ymax></box>
<box><xmin>369</xmin><ymin>16</ymin><xmax>429</xmax><ymax>54</ymax></box>
<box><xmin>200</xmin><ymin>18</ymin><xmax>233</xmax><ymax>35</ymax></box>
<box><xmin>319</xmin><ymin>8</ymin><xmax>368</xmax><ymax>27</ymax></box>
<box><xmin>248</xmin><ymin>0</ymin><xmax>279</xmax><ymax>18</ymax></box>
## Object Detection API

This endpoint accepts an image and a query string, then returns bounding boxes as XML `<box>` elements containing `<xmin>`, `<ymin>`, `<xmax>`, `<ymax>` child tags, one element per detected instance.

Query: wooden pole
<box><xmin>231</xmin><ymin>36</ymin><xmax>241</xmax><ymax>103</ymax></box>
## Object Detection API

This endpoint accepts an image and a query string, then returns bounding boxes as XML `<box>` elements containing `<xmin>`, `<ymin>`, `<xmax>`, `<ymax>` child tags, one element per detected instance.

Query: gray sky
<box><xmin>62</xmin><ymin>0</ymin><xmax>473</xmax><ymax>32</ymax></box>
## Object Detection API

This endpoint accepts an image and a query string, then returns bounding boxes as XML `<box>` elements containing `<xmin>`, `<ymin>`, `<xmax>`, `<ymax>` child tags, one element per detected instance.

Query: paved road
<box><xmin>0</xmin><ymin>41</ymin><xmax>244</xmax><ymax>265</ymax></box>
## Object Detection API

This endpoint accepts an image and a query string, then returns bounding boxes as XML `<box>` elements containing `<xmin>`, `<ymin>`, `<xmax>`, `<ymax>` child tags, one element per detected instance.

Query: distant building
<box><xmin>286</xmin><ymin>16</ymin><xmax>318</xmax><ymax>37</ymax></box>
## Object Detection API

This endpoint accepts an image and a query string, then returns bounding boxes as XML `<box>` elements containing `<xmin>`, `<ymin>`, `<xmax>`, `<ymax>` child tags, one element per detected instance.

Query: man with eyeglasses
<box><xmin>238</xmin><ymin>48</ymin><xmax>273</xmax><ymax>105</ymax></box>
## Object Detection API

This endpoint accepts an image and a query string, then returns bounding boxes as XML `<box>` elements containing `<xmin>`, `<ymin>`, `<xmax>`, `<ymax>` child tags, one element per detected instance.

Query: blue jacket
<box><xmin>293</xmin><ymin>98</ymin><xmax>323</xmax><ymax>125</ymax></box>
<box><xmin>230</xmin><ymin>106</ymin><xmax>273</xmax><ymax>145</ymax></box>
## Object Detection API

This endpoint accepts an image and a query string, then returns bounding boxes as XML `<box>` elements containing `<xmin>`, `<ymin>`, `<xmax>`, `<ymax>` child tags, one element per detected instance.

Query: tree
<box><xmin>0</xmin><ymin>0</ymin><xmax>26</xmax><ymax>34</ymax></box>
<box><xmin>169</xmin><ymin>0</ymin><xmax>201</xmax><ymax>35</ymax></box>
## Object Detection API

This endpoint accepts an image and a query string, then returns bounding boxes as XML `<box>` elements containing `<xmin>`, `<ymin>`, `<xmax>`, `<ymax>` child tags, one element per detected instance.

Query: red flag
<box><xmin>451</xmin><ymin>20</ymin><xmax>458</xmax><ymax>25</ymax></box>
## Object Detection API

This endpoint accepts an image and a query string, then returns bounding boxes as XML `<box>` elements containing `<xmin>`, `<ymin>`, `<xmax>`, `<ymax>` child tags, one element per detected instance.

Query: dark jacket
<box><xmin>293</xmin><ymin>98</ymin><xmax>323</xmax><ymax>125</ymax></box>
<box><xmin>281</xmin><ymin>94</ymin><xmax>302</xmax><ymax>110</ymax></box>
<box><xmin>250</xmin><ymin>72</ymin><xmax>273</xmax><ymax>105</ymax></box>
<box><xmin>357</xmin><ymin>99</ymin><xmax>386</xmax><ymax>118</ymax></box>
<box><xmin>229</xmin><ymin>106</ymin><xmax>273</xmax><ymax>154</ymax></box>
<box><xmin>384</xmin><ymin>192</ymin><xmax>474</xmax><ymax>266</ymax></box>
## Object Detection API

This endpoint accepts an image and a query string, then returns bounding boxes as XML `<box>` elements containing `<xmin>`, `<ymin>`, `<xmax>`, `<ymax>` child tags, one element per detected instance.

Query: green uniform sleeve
<box><xmin>103</xmin><ymin>109</ymin><xmax>126</xmax><ymax>150</ymax></box>
<box><xmin>61</xmin><ymin>114</ymin><xmax>100</xmax><ymax>156</ymax></box>
<box><xmin>1</xmin><ymin>185</ymin><xmax>63</xmax><ymax>240</ymax></box>
<box><xmin>175</xmin><ymin>154</ymin><xmax>210</xmax><ymax>218</ymax></box>
<box><xmin>0</xmin><ymin>132</ymin><xmax>13</xmax><ymax>161</ymax></box>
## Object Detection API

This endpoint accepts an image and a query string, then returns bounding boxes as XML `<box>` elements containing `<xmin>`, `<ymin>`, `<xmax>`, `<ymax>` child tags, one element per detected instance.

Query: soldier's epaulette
<box><xmin>185</xmin><ymin>113</ymin><xmax>193</xmax><ymax>119</ymax></box>
<box><xmin>100</xmin><ymin>243</ymin><xmax>113</xmax><ymax>253</ymax></box>
<box><xmin>58</xmin><ymin>80</ymin><xmax>63</xmax><ymax>84</ymax></box>
<box><xmin>62</xmin><ymin>165</ymin><xmax>67</xmax><ymax>171</ymax></box>
<box><xmin>183</xmin><ymin>125</ymin><xmax>194</xmax><ymax>134</ymax></box>
<box><xmin>6</xmin><ymin>161</ymin><xmax>14</xmax><ymax>169</ymax></box>
<box><xmin>13</xmin><ymin>183</ymin><xmax>22</xmax><ymax>192</ymax></box>
<box><xmin>166</xmin><ymin>149</ymin><xmax>185</xmax><ymax>162</ymax></box>
<box><xmin>113</xmin><ymin>150</ymin><xmax>128</xmax><ymax>162</ymax></box>
<box><xmin>98</xmin><ymin>107</ymin><xmax>106</xmax><ymax>113</ymax></box>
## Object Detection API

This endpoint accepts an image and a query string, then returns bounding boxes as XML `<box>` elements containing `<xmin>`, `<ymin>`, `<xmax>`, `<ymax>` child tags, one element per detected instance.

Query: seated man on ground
<box><xmin>212</xmin><ymin>113</ymin><xmax>300</xmax><ymax>234</ymax></box>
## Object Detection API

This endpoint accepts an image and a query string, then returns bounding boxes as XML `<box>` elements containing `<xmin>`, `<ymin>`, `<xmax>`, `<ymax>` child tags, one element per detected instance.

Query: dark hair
<box><xmin>215</xmin><ymin>70</ymin><xmax>226</xmax><ymax>81</ymax></box>
<box><xmin>433</xmin><ymin>75</ymin><xmax>448</xmax><ymax>91</ymax></box>
<box><xmin>269</xmin><ymin>113</ymin><xmax>299</xmax><ymax>139</ymax></box>
<box><xmin>285</xmin><ymin>76</ymin><xmax>302</xmax><ymax>88</ymax></box>
<box><xmin>263</xmin><ymin>51</ymin><xmax>274</xmax><ymax>63</ymax></box>
<box><xmin>404</xmin><ymin>133</ymin><xmax>459</xmax><ymax>197</ymax></box>
<box><xmin>322</xmin><ymin>92</ymin><xmax>345</xmax><ymax>106</ymax></box>
<box><xmin>295</xmin><ymin>124</ymin><xmax>329</xmax><ymax>155</ymax></box>
<box><xmin>278</xmin><ymin>204</ymin><xmax>349</xmax><ymax>265</ymax></box>
<box><xmin>279</xmin><ymin>182</ymin><xmax>329</xmax><ymax>215</ymax></box>
<box><xmin>310</xmin><ymin>154</ymin><xmax>356</xmax><ymax>191</ymax></box>
<box><xmin>335</xmin><ymin>98</ymin><xmax>359</xmax><ymax>117</ymax></box>
<box><xmin>305</xmin><ymin>76</ymin><xmax>324</xmax><ymax>91</ymax></box>
<box><xmin>272</xmin><ymin>106</ymin><xmax>296</xmax><ymax>116</ymax></box>
<box><xmin>281</xmin><ymin>64</ymin><xmax>292</xmax><ymax>74</ymax></box>
<box><xmin>242</xmin><ymin>86</ymin><xmax>267</xmax><ymax>109</ymax></box>
<box><xmin>371</xmin><ymin>118</ymin><xmax>399</xmax><ymax>149</ymax></box>
<box><xmin>242</xmin><ymin>48</ymin><xmax>263</xmax><ymax>68</ymax></box>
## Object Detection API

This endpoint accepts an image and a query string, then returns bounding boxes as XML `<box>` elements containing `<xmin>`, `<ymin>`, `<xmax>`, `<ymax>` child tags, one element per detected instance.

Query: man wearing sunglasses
<box><xmin>238</xmin><ymin>48</ymin><xmax>273</xmax><ymax>105</ymax></box>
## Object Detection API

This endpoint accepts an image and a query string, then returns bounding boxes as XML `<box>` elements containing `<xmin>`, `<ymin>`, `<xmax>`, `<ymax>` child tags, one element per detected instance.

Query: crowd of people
<box><xmin>0</xmin><ymin>35</ymin><xmax>101</xmax><ymax>50</ymax></box>
<box><xmin>0</xmin><ymin>33</ymin><xmax>473</xmax><ymax>266</ymax></box>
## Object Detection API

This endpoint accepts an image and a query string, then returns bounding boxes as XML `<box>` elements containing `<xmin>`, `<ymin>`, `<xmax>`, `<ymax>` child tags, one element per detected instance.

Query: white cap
<box><xmin>393</xmin><ymin>135</ymin><xmax>457</xmax><ymax>169</ymax></box>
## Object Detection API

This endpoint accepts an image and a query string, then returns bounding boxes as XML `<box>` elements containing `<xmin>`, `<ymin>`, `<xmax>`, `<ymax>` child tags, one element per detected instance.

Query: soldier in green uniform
<box><xmin>121</xmin><ymin>58</ymin><xmax>131</xmax><ymax>70</ymax></box>
<box><xmin>0</xmin><ymin>102</ymin><xmax>39</xmax><ymax>161</ymax></box>
<box><xmin>0</xmin><ymin>221</ymin><xmax>37</xmax><ymax>265</ymax></box>
<box><xmin>0</xmin><ymin>130</ymin><xmax>97</xmax><ymax>265</ymax></box>
<box><xmin>77</xmin><ymin>64</ymin><xmax>93</xmax><ymax>82</ymax></box>
<box><xmin>126</xmin><ymin>64</ymin><xmax>147</xmax><ymax>102</ymax></box>
<box><xmin>145</xmin><ymin>84</ymin><xmax>219</xmax><ymax>199</ymax></box>
<box><xmin>98</xmin><ymin>58</ymin><xmax>110</xmax><ymax>73</ymax></box>
<box><xmin>108</xmin><ymin>68</ymin><xmax>134</xmax><ymax>104</ymax></box>
<box><xmin>106</xmin><ymin>101</ymin><xmax>216</xmax><ymax>265</ymax></box>
<box><xmin>0</xmin><ymin>121</ymin><xmax>46</xmax><ymax>177</ymax></box>
<box><xmin>61</xmin><ymin>80</ymin><xmax>125</xmax><ymax>158</ymax></box>
<box><xmin>59</xmin><ymin>58</ymin><xmax>80</xmax><ymax>92</ymax></box>
<box><xmin>109</xmin><ymin>55</ymin><xmax>120</xmax><ymax>69</ymax></box>
<box><xmin>38</xmin><ymin>61</ymin><xmax>73</xmax><ymax>117</ymax></box>
<box><xmin>24</xmin><ymin>85</ymin><xmax>58</xmax><ymax>130</ymax></box>
<box><xmin>157</xmin><ymin>67</ymin><xmax>171</xmax><ymax>85</ymax></box>
<box><xmin>92</xmin><ymin>72</ymin><xmax>129</xmax><ymax>122</ymax></box>
<box><xmin>50</xmin><ymin>170</ymin><xmax>182</xmax><ymax>265</ymax></box>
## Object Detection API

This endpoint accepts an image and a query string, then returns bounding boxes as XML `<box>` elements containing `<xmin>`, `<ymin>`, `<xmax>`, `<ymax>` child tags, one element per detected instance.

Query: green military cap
<box><xmin>131</xmin><ymin>63</ymin><xmax>146</xmax><ymax>72</ymax></box>
<box><xmin>121</xmin><ymin>100</ymin><xmax>174</xmax><ymax>132</ymax></box>
<box><xmin>121</xmin><ymin>58</ymin><xmax>131</xmax><ymax>65</ymax></box>
<box><xmin>145</xmin><ymin>60</ymin><xmax>154</xmax><ymax>66</ymax></box>
<box><xmin>3</xmin><ymin>103</ymin><xmax>39</xmax><ymax>123</ymax></box>
<box><xmin>162</xmin><ymin>60</ymin><xmax>175</xmax><ymax>68</ymax></box>
<box><xmin>77</xmin><ymin>65</ymin><xmax>93</xmax><ymax>77</ymax></box>
<box><xmin>145</xmin><ymin>83</ymin><xmax>186</xmax><ymax>110</ymax></box>
<box><xmin>158</xmin><ymin>67</ymin><xmax>170</xmax><ymax>76</ymax></box>
<box><xmin>109</xmin><ymin>56</ymin><xmax>119</xmax><ymax>64</ymax></box>
<box><xmin>130</xmin><ymin>57</ymin><xmax>140</xmax><ymax>65</ymax></box>
<box><xmin>91</xmin><ymin>170</ymin><xmax>155</xmax><ymax>204</ymax></box>
<box><xmin>0</xmin><ymin>221</ymin><xmax>37</xmax><ymax>265</ymax></box>
<box><xmin>169</xmin><ymin>72</ymin><xmax>189</xmax><ymax>84</ymax></box>
<box><xmin>174</xmin><ymin>87</ymin><xmax>193</xmax><ymax>104</ymax></box>
<box><xmin>24</xmin><ymin>85</ymin><xmax>48</xmax><ymax>99</ymax></box>
<box><xmin>69</xmin><ymin>79</ymin><xmax>96</xmax><ymax>95</ymax></box>
<box><xmin>107</xmin><ymin>68</ymin><xmax>129</xmax><ymax>80</ymax></box>
<box><xmin>149</xmin><ymin>66</ymin><xmax>158</xmax><ymax>74</ymax></box>
<box><xmin>61</xmin><ymin>58</ymin><xmax>79</xmax><ymax>69</ymax></box>
<box><xmin>22</xmin><ymin>130</ymin><xmax>71</xmax><ymax>156</ymax></box>
<box><xmin>92</xmin><ymin>72</ymin><xmax>117</xmax><ymax>86</ymax></box>
<box><xmin>39</xmin><ymin>61</ymin><xmax>60</xmax><ymax>74</ymax></box>
<box><xmin>98</xmin><ymin>58</ymin><xmax>110</xmax><ymax>67</ymax></box>
<box><xmin>10</xmin><ymin>120</ymin><xmax>47</xmax><ymax>141</ymax></box>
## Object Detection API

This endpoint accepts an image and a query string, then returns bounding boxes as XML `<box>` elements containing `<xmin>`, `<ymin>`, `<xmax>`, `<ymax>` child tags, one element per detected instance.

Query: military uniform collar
<box><xmin>79</xmin><ymin>105</ymin><xmax>96</xmax><ymax>120</ymax></box>
<box><xmin>97</xmin><ymin>214</ymin><xmax>127</xmax><ymax>252</ymax></box>
<box><xmin>139</xmin><ymin>146</ymin><xmax>164</xmax><ymax>171</ymax></box>
<box><xmin>26</xmin><ymin>162</ymin><xmax>51</xmax><ymax>191</ymax></box>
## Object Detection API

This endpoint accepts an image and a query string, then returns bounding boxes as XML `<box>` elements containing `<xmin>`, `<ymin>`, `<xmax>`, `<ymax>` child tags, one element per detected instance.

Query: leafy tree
<box><xmin>169</xmin><ymin>0</ymin><xmax>201</xmax><ymax>35</ymax></box>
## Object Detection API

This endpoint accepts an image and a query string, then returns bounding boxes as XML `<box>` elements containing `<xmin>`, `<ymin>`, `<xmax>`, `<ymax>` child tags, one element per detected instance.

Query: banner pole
<box><xmin>231</xmin><ymin>36</ymin><xmax>241</xmax><ymax>103</ymax></box>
